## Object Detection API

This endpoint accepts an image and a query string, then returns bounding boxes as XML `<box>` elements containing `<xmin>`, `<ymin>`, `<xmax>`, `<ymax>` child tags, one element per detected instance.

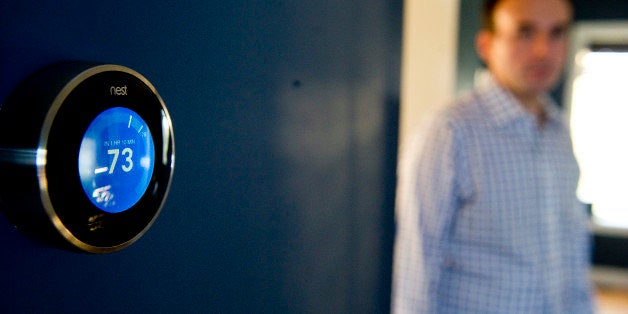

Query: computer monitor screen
<box><xmin>566</xmin><ymin>22</ymin><xmax>628</xmax><ymax>233</ymax></box>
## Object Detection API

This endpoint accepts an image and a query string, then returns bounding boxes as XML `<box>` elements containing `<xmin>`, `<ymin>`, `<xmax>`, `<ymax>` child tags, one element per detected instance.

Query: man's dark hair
<box><xmin>481</xmin><ymin>0</ymin><xmax>501</xmax><ymax>32</ymax></box>
<box><xmin>481</xmin><ymin>0</ymin><xmax>574</xmax><ymax>32</ymax></box>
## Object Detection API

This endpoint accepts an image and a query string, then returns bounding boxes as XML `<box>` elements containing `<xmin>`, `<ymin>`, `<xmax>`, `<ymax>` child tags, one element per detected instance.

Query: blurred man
<box><xmin>391</xmin><ymin>0</ymin><xmax>593</xmax><ymax>312</ymax></box>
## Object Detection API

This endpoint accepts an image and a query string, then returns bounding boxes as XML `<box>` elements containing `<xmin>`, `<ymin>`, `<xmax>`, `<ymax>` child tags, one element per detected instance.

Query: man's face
<box><xmin>478</xmin><ymin>0</ymin><xmax>573</xmax><ymax>99</ymax></box>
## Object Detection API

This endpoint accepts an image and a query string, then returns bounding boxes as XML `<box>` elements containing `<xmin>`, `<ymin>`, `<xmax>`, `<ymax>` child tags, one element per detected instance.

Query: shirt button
<box><xmin>443</xmin><ymin>257</ymin><xmax>456</xmax><ymax>269</ymax></box>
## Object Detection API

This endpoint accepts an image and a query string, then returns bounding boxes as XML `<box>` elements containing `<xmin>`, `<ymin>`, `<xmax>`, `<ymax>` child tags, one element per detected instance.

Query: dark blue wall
<box><xmin>0</xmin><ymin>1</ymin><xmax>401</xmax><ymax>312</ymax></box>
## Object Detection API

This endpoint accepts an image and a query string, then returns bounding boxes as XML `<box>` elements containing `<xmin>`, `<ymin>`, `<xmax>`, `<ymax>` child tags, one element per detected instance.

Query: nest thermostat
<box><xmin>0</xmin><ymin>62</ymin><xmax>175</xmax><ymax>253</ymax></box>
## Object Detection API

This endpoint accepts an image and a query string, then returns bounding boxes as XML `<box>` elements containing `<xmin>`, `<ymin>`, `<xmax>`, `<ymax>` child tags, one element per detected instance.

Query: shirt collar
<box><xmin>476</xmin><ymin>74</ymin><xmax>562</xmax><ymax>129</ymax></box>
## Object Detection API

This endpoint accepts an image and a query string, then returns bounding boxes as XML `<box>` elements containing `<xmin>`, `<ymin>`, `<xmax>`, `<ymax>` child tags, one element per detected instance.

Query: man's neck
<box><xmin>517</xmin><ymin>94</ymin><xmax>547</xmax><ymax>128</ymax></box>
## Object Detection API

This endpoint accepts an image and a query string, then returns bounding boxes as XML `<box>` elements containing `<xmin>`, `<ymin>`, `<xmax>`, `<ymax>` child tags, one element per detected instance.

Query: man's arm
<box><xmin>392</xmin><ymin>114</ymin><xmax>460</xmax><ymax>313</ymax></box>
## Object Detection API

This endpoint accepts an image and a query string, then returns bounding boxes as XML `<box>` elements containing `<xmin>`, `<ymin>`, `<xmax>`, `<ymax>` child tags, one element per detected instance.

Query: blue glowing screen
<box><xmin>78</xmin><ymin>107</ymin><xmax>155</xmax><ymax>213</ymax></box>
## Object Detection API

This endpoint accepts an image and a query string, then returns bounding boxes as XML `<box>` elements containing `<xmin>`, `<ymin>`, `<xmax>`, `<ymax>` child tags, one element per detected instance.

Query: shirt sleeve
<box><xmin>564</xmin><ymin>201</ymin><xmax>595</xmax><ymax>313</ymax></box>
<box><xmin>559</xmin><ymin>129</ymin><xmax>594</xmax><ymax>313</ymax></box>
<box><xmin>391</xmin><ymin>113</ymin><xmax>460</xmax><ymax>313</ymax></box>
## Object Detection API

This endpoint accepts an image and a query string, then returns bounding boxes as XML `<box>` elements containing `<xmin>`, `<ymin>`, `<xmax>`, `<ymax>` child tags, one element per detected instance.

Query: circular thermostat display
<box><xmin>78</xmin><ymin>107</ymin><xmax>155</xmax><ymax>213</ymax></box>
<box><xmin>0</xmin><ymin>62</ymin><xmax>174</xmax><ymax>253</ymax></box>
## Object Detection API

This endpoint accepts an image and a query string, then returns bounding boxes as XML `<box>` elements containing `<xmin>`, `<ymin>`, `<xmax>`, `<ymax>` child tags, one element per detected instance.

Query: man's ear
<box><xmin>476</xmin><ymin>30</ymin><xmax>491</xmax><ymax>65</ymax></box>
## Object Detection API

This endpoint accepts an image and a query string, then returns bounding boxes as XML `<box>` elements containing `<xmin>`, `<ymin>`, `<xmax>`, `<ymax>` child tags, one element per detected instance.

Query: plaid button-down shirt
<box><xmin>392</xmin><ymin>76</ymin><xmax>593</xmax><ymax>313</ymax></box>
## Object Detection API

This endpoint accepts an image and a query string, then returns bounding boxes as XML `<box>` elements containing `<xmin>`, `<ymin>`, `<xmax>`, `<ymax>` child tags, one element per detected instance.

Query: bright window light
<box><xmin>570</xmin><ymin>50</ymin><xmax>628</xmax><ymax>229</ymax></box>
